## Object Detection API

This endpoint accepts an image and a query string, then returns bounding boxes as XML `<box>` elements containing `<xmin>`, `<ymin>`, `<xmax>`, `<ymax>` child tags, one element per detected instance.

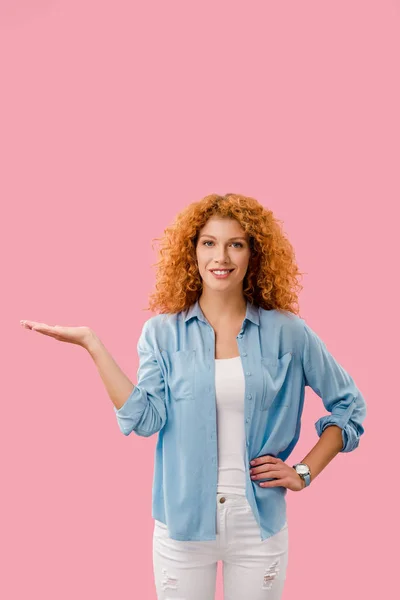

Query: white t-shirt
<box><xmin>215</xmin><ymin>356</ymin><xmax>246</xmax><ymax>496</ymax></box>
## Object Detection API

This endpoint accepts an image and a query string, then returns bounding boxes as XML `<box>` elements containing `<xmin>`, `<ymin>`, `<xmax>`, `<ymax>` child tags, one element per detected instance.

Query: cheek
<box><xmin>238</xmin><ymin>255</ymin><xmax>250</xmax><ymax>269</ymax></box>
<box><xmin>195</xmin><ymin>252</ymin><xmax>206</xmax><ymax>271</ymax></box>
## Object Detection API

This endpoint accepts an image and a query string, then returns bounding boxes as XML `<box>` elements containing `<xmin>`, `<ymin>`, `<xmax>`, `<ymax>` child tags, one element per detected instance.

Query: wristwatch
<box><xmin>292</xmin><ymin>463</ymin><xmax>311</xmax><ymax>487</ymax></box>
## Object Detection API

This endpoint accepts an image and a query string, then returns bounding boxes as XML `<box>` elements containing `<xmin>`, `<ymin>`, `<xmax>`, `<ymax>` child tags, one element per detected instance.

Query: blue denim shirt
<box><xmin>114</xmin><ymin>299</ymin><xmax>367</xmax><ymax>542</ymax></box>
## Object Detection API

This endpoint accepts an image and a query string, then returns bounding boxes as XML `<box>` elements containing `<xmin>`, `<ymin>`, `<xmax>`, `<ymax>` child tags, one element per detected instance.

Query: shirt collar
<box><xmin>184</xmin><ymin>298</ymin><xmax>260</xmax><ymax>327</ymax></box>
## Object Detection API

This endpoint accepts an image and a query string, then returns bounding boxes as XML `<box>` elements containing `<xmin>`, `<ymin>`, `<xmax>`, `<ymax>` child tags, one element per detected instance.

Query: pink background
<box><xmin>2</xmin><ymin>1</ymin><xmax>398</xmax><ymax>598</ymax></box>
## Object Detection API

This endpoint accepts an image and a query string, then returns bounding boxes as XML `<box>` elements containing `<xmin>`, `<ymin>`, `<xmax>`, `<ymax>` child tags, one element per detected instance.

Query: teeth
<box><xmin>212</xmin><ymin>270</ymin><xmax>230</xmax><ymax>274</ymax></box>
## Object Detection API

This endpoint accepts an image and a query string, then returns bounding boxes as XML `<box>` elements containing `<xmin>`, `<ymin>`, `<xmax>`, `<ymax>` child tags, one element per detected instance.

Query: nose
<box><xmin>213</xmin><ymin>245</ymin><xmax>230</xmax><ymax>263</ymax></box>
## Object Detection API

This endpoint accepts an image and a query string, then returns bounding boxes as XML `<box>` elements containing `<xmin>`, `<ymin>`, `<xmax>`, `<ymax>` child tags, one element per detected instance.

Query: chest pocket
<box><xmin>260</xmin><ymin>351</ymin><xmax>293</xmax><ymax>411</ymax></box>
<box><xmin>162</xmin><ymin>349</ymin><xmax>196</xmax><ymax>401</ymax></box>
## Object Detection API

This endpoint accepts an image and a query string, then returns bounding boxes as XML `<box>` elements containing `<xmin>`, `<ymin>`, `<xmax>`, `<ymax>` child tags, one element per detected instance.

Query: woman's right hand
<box><xmin>20</xmin><ymin>320</ymin><xmax>94</xmax><ymax>349</ymax></box>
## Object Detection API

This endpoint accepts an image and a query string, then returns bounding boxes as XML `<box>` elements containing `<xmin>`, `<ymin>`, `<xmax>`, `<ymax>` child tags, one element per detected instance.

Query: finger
<box><xmin>20</xmin><ymin>320</ymin><xmax>38</xmax><ymax>329</ymax></box>
<box><xmin>251</xmin><ymin>461</ymin><xmax>283</xmax><ymax>474</ymax></box>
<box><xmin>251</xmin><ymin>469</ymin><xmax>282</xmax><ymax>480</ymax></box>
<box><xmin>20</xmin><ymin>321</ymin><xmax>60</xmax><ymax>339</ymax></box>
<box><xmin>30</xmin><ymin>323</ymin><xmax>49</xmax><ymax>331</ymax></box>
<box><xmin>259</xmin><ymin>477</ymin><xmax>289</xmax><ymax>487</ymax></box>
<box><xmin>31</xmin><ymin>327</ymin><xmax>53</xmax><ymax>336</ymax></box>
<box><xmin>31</xmin><ymin>324</ymin><xmax>59</xmax><ymax>336</ymax></box>
<box><xmin>20</xmin><ymin>320</ymin><xmax>49</xmax><ymax>330</ymax></box>
<box><xmin>250</xmin><ymin>455</ymin><xmax>279</xmax><ymax>467</ymax></box>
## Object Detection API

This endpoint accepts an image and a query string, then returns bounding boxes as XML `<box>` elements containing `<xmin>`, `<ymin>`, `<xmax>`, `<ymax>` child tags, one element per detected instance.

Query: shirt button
<box><xmin>238</xmin><ymin>334</ymin><xmax>243</xmax><ymax>339</ymax></box>
<box><xmin>242</xmin><ymin>352</ymin><xmax>247</xmax><ymax>356</ymax></box>
<box><xmin>247</xmin><ymin>394</ymin><xmax>252</xmax><ymax>399</ymax></box>
<box><xmin>246</xmin><ymin>372</ymin><xmax>251</xmax><ymax>376</ymax></box>
<box><xmin>245</xmin><ymin>418</ymin><xmax>249</xmax><ymax>423</ymax></box>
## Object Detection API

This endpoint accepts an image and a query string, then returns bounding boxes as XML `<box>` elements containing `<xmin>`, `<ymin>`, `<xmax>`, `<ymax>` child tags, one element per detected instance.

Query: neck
<box><xmin>198</xmin><ymin>290</ymin><xmax>247</xmax><ymax>324</ymax></box>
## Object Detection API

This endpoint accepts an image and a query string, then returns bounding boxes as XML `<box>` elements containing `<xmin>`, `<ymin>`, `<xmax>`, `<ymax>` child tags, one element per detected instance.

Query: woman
<box><xmin>20</xmin><ymin>193</ymin><xmax>367</xmax><ymax>599</ymax></box>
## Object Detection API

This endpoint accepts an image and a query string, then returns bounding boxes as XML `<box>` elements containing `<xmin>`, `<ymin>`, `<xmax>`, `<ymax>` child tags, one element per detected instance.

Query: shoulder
<box><xmin>259</xmin><ymin>306</ymin><xmax>304</xmax><ymax>331</ymax></box>
<box><xmin>143</xmin><ymin>312</ymin><xmax>181</xmax><ymax>330</ymax></box>
<box><xmin>140</xmin><ymin>311</ymin><xmax>182</xmax><ymax>348</ymax></box>
<box><xmin>258</xmin><ymin>307</ymin><xmax>306</xmax><ymax>347</ymax></box>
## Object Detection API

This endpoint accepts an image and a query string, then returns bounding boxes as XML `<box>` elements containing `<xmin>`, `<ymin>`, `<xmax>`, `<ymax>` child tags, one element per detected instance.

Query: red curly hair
<box><xmin>146</xmin><ymin>193</ymin><xmax>306</xmax><ymax>316</ymax></box>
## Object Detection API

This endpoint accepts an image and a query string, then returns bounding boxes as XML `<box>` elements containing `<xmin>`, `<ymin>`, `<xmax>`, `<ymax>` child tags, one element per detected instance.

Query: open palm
<box><xmin>20</xmin><ymin>319</ymin><xmax>92</xmax><ymax>348</ymax></box>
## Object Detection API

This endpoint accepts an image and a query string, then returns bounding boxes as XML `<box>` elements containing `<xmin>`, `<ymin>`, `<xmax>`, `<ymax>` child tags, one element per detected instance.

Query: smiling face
<box><xmin>195</xmin><ymin>216</ymin><xmax>252</xmax><ymax>292</ymax></box>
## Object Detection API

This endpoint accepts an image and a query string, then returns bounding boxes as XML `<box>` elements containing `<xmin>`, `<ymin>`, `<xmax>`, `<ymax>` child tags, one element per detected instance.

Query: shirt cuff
<box><xmin>113</xmin><ymin>385</ymin><xmax>147</xmax><ymax>436</ymax></box>
<box><xmin>314</xmin><ymin>415</ymin><xmax>360</xmax><ymax>453</ymax></box>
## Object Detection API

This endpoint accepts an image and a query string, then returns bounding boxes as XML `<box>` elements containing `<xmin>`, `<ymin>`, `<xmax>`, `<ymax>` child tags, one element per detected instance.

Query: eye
<box><xmin>202</xmin><ymin>241</ymin><xmax>244</xmax><ymax>248</ymax></box>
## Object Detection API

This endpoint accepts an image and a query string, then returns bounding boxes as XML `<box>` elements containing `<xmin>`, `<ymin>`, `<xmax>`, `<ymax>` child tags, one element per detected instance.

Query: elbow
<box><xmin>316</xmin><ymin>391</ymin><xmax>367</xmax><ymax>453</ymax></box>
<box><xmin>340</xmin><ymin>420</ymin><xmax>365</xmax><ymax>453</ymax></box>
<box><xmin>116</xmin><ymin>420</ymin><xmax>161</xmax><ymax>437</ymax></box>
<box><xmin>113</xmin><ymin>387</ymin><xmax>166</xmax><ymax>438</ymax></box>
<box><xmin>315</xmin><ymin>416</ymin><xmax>365</xmax><ymax>453</ymax></box>
<box><xmin>116</xmin><ymin>417</ymin><xmax>164</xmax><ymax>438</ymax></box>
<box><xmin>133</xmin><ymin>411</ymin><xmax>166</xmax><ymax>437</ymax></box>
<box><xmin>115</xmin><ymin>424</ymin><xmax>133</xmax><ymax>436</ymax></box>
<box><xmin>132</xmin><ymin>396</ymin><xmax>166</xmax><ymax>437</ymax></box>
<box><xmin>133</xmin><ymin>427</ymin><xmax>159</xmax><ymax>438</ymax></box>
<box><xmin>341</xmin><ymin>392</ymin><xmax>367</xmax><ymax>452</ymax></box>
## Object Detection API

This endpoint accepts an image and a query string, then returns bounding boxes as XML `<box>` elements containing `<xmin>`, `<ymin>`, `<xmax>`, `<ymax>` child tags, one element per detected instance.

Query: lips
<box><xmin>209</xmin><ymin>268</ymin><xmax>235</xmax><ymax>279</ymax></box>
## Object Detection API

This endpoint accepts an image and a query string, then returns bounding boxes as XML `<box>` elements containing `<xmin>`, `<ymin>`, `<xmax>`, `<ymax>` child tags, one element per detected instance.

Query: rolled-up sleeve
<box><xmin>113</xmin><ymin>320</ymin><xmax>166</xmax><ymax>437</ymax></box>
<box><xmin>301</xmin><ymin>320</ymin><xmax>367</xmax><ymax>452</ymax></box>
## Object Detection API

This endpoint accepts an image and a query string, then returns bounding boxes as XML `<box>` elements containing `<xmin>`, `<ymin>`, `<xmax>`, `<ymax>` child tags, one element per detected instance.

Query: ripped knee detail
<box><xmin>262</xmin><ymin>558</ymin><xmax>280</xmax><ymax>590</ymax></box>
<box><xmin>161</xmin><ymin>567</ymin><xmax>179</xmax><ymax>592</ymax></box>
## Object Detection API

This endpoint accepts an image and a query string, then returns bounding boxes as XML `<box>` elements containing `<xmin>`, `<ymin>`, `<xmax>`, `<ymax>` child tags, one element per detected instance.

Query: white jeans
<box><xmin>152</xmin><ymin>492</ymin><xmax>289</xmax><ymax>600</ymax></box>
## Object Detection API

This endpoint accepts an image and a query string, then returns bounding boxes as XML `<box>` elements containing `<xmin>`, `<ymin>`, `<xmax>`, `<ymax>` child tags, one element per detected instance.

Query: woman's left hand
<box><xmin>249</xmin><ymin>455</ymin><xmax>305</xmax><ymax>492</ymax></box>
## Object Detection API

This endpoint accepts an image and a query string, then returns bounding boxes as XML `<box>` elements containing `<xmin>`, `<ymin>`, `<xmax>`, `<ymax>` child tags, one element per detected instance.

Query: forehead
<box><xmin>199</xmin><ymin>216</ymin><xmax>247</xmax><ymax>237</ymax></box>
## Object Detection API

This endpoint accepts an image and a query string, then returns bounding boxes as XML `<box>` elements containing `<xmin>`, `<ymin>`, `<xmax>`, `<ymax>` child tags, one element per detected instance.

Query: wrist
<box><xmin>84</xmin><ymin>329</ymin><xmax>101</xmax><ymax>354</ymax></box>
<box><xmin>295</xmin><ymin>473</ymin><xmax>306</xmax><ymax>489</ymax></box>
<box><xmin>293</xmin><ymin>463</ymin><xmax>311</xmax><ymax>488</ymax></box>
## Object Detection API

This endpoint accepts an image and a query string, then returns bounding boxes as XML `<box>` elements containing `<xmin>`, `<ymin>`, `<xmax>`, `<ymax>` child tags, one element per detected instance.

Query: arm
<box><xmin>86</xmin><ymin>320</ymin><xmax>166</xmax><ymax>437</ymax></box>
<box><xmin>299</xmin><ymin>320</ymin><xmax>367</xmax><ymax>483</ymax></box>
<box><xmin>297</xmin><ymin>424</ymin><xmax>343</xmax><ymax>487</ymax></box>
<box><xmin>86</xmin><ymin>331</ymin><xmax>135</xmax><ymax>411</ymax></box>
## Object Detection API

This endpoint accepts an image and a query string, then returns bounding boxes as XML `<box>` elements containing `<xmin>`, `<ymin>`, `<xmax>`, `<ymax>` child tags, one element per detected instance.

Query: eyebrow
<box><xmin>199</xmin><ymin>234</ymin><xmax>247</xmax><ymax>241</ymax></box>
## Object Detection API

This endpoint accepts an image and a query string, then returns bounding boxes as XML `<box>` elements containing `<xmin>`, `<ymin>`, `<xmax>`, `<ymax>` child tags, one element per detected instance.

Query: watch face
<box><xmin>296</xmin><ymin>464</ymin><xmax>309</xmax><ymax>475</ymax></box>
